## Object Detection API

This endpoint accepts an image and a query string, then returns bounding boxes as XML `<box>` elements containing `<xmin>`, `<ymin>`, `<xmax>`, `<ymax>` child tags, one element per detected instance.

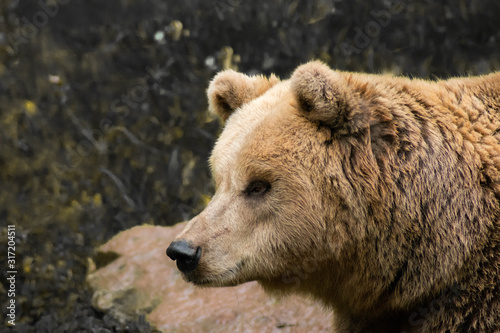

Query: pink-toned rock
<box><xmin>87</xmin><ymin>222</ymin><xmax>332</xmax><ymax>332</ymax></box>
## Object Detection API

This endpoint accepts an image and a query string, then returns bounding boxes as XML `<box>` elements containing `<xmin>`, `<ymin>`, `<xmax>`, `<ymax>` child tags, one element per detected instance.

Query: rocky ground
<box><xmin>0</xmin><ymin>0</ymin><xmax>499</xmax><ymax>331</ymax></box>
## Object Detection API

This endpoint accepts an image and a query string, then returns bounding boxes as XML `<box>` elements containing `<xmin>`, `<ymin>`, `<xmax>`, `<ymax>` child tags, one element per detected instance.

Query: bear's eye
<box><xmin>246</xmin><ymin>181</ymin><xmax>270</xmax><ymax>196</ymax></box>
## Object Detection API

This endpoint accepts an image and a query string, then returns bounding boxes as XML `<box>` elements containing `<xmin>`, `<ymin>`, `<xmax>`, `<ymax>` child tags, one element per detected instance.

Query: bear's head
<box><xmin>167</xmin><ymin>61</ymin><xmax>380</xmax><ymax>304</ymax></box>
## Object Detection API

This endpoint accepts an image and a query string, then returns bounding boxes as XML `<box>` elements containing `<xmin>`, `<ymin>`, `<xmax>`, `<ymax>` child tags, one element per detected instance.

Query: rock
<box><xmin>87</xmin><ymin>222</ymin><xmax>332</xmax><ymax>332</ymax></box>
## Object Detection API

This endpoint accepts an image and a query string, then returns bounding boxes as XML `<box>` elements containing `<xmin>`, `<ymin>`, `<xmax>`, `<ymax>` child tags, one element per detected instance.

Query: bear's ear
<box><xmin>207</xmin><ymin>70</ymin><xmax>280</xmax><ymax>122</ymax></box>
<box><xmin>291</xmin><ymin>61</ymin><xmax>366</xmax><ymax>134</ymax></box>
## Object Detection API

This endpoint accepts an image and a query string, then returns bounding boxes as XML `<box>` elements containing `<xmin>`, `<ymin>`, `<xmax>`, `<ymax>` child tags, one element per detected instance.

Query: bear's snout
<box><xmin>166</xmin><ymin>239</ymin><xmax>201</xmax><ymax>273</ymax></box>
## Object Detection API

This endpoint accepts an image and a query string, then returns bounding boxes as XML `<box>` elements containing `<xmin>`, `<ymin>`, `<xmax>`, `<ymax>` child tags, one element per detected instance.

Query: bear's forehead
<box><xmin>209</xmin><ymin>81</ymin><xmax>299</xmax><ymax>183</ymax></box>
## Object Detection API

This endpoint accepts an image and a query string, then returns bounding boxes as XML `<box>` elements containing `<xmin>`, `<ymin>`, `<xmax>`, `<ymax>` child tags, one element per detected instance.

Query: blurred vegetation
<box><xmin>0</xmin><ymin>0</ymin><xmax>499</xmax><ymax>331</ymax></box>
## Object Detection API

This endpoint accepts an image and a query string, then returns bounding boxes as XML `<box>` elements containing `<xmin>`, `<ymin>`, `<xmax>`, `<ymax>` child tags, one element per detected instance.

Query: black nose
<box><xmin>166</xmin><ymin>240</ymin><xmax>201</xmax><ymax>273</ymax></box>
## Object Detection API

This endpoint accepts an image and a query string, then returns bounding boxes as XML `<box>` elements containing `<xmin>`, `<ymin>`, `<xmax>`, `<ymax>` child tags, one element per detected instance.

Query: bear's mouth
<box><xmin>184</xmin><ymin>259</ymin><xmax>247</xmax><ymax>287</ymax></box>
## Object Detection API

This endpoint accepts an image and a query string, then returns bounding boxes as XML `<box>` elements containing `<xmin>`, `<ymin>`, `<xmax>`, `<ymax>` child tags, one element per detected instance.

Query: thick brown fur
<box><xmin>171</xmin><ymin>61</ymin><xmax>500</xmax><ymax>332</ymax></box>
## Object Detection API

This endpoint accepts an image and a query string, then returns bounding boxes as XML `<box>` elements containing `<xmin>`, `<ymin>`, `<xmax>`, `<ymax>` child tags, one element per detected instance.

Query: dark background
<box><xmin>0</xmin><ymin>0</ymin><xmax>499</xmax><ymax>331</ymax></box>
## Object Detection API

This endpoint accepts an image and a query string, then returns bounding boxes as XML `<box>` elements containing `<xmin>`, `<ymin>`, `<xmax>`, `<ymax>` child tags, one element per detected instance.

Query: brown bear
<box><xmin>167</xmin><ymin>61</ymin><xmax>500</xmax><ymax>332</ymax></box>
